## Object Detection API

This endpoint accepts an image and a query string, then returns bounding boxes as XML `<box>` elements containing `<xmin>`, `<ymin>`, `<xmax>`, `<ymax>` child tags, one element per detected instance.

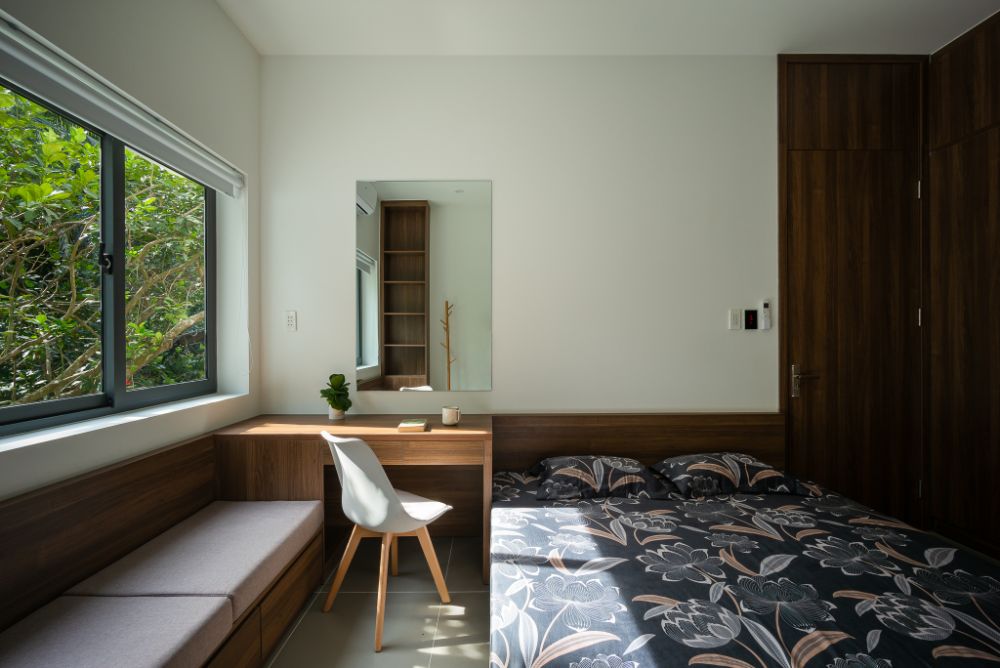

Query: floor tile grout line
<box><xmin>264</xmin><ymin>591</ymin><xmax>318</xmax><ymax>668</ymax></box>
<box><xmin>426</xmin><ymin>538</ymin><xmax>455</xmax><ymax>668</ymax></box>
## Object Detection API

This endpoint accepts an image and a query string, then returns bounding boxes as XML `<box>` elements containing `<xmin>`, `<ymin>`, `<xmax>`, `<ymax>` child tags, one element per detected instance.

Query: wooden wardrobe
<box><xmin>926</xmin><ymin>14</ymin><xmax>1000</xmax><ymax>557</ymax></box>
<box><xmin>779</xmin><ymin>12</ymin><xmax>1000</xmax><ymax>558</ymax></box>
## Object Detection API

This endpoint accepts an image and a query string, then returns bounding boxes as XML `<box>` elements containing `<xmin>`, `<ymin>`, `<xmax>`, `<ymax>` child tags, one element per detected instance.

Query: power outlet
<box><xmin>286</xmin><ymin>310</ymin><xmax>298</xmax><ymax>331</ymax></box>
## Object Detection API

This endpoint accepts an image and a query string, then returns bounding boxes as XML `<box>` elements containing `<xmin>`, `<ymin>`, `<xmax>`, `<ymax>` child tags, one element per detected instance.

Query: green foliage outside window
<box><xmin>0</xmin><ymin>83</ymin><xmax>207</xmax><ymax>409</ymax></box>
<box><xmin>124</xmin><ymin>147</ymin><xmax>206</xmax><ymax>391</ymax></box>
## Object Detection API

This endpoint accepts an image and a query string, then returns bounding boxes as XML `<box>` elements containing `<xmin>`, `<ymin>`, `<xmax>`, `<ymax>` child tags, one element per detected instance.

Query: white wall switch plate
<box><xmin>759</xmin><ymin>299</ymin><xmax>772</xmax><ymax>330</ymax></box>
<box><xmin>286</xmin><ymin>310</ymin><xmax>298</xmax><ymax>331</ymax></box>
<box><xmin>728</xmin><ymin>308</ymin><xmax>743</xmax><ymax>330</ymax></box>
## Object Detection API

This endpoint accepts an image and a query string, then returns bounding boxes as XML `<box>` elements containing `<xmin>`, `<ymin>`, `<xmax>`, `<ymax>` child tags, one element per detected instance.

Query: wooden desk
<box><xmin>215</xmin><ymin>414</ymin><xmax>492</xmax><ymax>582</ymax></box>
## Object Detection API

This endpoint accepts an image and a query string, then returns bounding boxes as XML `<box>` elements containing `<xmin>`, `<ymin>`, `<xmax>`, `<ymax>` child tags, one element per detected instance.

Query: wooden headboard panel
<box><xmin>492</xmin><ymin>413</ymin><xmax>786</xmax><ymax>473</ymax></box>
<box><xmin>0</xmin><ymin>436</ymin><xmax>216</xmax><ymax>630</ymax></box>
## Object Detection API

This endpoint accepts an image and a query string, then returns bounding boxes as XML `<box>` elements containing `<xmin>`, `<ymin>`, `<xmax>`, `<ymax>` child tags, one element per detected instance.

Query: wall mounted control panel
<box><xmin>728</xmin><ymin>300</ymin><xmax>772</xmax><ymax>331</ymax></box>
<box><xmin>759</xmin><ymin>300</ymin><xmax>772</xmax><ymax>330</ymax></box>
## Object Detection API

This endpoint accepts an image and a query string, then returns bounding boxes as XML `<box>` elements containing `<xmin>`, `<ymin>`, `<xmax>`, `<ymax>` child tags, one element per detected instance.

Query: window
<box><xmin>0</xmin><ymin>80</ymin><xmax>216</xmax><ymax>434</ymax></box>
<box><xmin>356</xmin><ymin>250</ymin><xmax>377</xmax><ymax>369</ymax></box>
<box><xmin>124</xmin><ymin>148</ymin><xmax>208</xmax><ymax>390</ymax></box>
<box><xmin>0</xmin><ymin>81</ymin><xmax>103</xmax><ymax>409</ymax></box>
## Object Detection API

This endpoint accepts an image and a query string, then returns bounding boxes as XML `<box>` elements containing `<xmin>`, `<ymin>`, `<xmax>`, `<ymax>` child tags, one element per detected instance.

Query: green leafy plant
<box><xmin>320</xmin><ymin>373</ymin><xmax>352</xmax><ymax>412</ymax></box>
<box><xmin>1</xmin><ymin>83</ymin><xmax>208</xmax><ymax>407</ymax></box>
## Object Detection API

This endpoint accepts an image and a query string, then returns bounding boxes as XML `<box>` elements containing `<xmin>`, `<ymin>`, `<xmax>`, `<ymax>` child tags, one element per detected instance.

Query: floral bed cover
<box><xmin>490</xmin><ymin>472</ymin><xmax>1000</xmax><ymax>668</ymax></box>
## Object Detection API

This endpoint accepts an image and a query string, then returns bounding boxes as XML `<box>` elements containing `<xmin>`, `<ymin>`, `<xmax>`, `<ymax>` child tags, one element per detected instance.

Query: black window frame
<box><xmin>356</xmin><ymin>266</ymin><xmax>364</xmax><ymax>367</ymax></box>
<box><xmin>0</xmin><ymin>77</ymin><xmax>217</xmax><ymax>437</ymax></box>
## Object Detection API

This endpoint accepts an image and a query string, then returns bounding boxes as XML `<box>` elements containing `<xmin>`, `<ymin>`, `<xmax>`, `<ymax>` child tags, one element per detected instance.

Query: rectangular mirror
<box><xmin>356</xmin><ymin>180</ymin><xmax>491</xmax><ymax>391</ymax></box>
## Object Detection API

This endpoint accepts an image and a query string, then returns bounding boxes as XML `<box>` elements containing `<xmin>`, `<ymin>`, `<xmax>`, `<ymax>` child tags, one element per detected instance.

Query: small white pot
<box><xmin>328</xmin><ymin>406</ymin><xmax>346</xmax><ymax>421</ymax></box>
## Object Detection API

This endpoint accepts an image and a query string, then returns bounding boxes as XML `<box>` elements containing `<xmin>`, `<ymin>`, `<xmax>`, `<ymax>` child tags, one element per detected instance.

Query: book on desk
<box><xmin>397</xmin><ymin>418</ymin><xmax>428</xmax><ymax>433</ymax></box>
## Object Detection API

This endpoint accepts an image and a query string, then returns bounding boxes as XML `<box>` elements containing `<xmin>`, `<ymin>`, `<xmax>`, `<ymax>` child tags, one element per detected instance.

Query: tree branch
<box><xmin>127</xmin><ymin>310</ymin><xmax>205</xmax><ymax>380</ymax></box>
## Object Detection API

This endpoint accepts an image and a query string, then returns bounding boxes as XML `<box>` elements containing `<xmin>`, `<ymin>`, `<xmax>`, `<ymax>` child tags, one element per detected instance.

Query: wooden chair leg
<box><xmin>416</xmin><ymin>526</ymin><xmax>450</xmax><ymax>604</ymax></box>
<box><xmin>323</xmin><ymin>525</ymin><xmax>362</xmax><ymax>613</ymax></box>
<box><xmin>375</xmin><ymin>532</ymin><xmax>393</xmax><ymax>652</ymax></box>
<box><xmin>390</xmin><ymin>535</ymin><xmax>399</xmax><ymax>576</ymax></box>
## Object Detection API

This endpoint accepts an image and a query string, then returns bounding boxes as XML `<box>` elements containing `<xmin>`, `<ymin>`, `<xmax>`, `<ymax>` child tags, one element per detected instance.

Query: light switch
<box><xmin>728</xmin><ymin>309</ymin><xmax>742</xmax><ymax>330</ymax></box>
<box><xmin>286</xmin><ymin>310</ymin><xmax>298</xmax><ymax>331</ymax></box>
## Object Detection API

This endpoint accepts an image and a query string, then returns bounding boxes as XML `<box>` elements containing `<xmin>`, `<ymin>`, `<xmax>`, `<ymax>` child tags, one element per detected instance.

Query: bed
<box><xmin>489</xmin><ymin>466</ymin><xmax>1000</xmax><ymax>668</ymax></box>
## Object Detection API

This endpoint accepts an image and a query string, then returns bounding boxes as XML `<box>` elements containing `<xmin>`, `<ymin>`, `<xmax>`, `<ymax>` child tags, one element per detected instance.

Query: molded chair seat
<box><xmin>396</xmin><ymin>490</ymin><xmax>451</xmax><ymax>524</ymax></box>
<box><xmin>320</xmin><ymin>432</ymin><xmax>453</xmax><ymax>652</ymax></box>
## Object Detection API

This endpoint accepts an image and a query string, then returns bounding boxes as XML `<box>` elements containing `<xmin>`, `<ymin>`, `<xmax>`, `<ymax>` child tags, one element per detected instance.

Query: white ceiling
<box><xmin>216</xmin><ymin>0</ymin><xmax>1000</xmax><ymax>56</ymax></box>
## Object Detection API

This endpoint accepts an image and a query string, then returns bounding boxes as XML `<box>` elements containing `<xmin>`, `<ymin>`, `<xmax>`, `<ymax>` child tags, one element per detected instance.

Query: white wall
<box><xmin>426</xmin><ymin>187</ymin><xmax>492</xmax><ymax>391</ymax></box>
<box><xmin>0</xmin><ymin>0</ymin><xmax>261</xmax><ymax>499</ymax></box>
<box><xmin>261</xmin><ymin>56</ymin><xmax>778</xmax><ymax>414</ymax></box>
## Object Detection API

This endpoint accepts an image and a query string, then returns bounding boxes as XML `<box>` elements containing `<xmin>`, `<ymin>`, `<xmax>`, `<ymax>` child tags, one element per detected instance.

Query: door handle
<box><xmin>791</xmin><ymin>363</ymin><xmax>820</xmax><ymax>398</ymax></box>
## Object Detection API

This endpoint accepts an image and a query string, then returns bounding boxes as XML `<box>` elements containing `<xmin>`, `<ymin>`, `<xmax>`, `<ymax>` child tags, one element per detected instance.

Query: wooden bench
<box><xmin>0</xmin><ymin>435</ymin><xmax>324</xmax><ymax>667</ymax></box>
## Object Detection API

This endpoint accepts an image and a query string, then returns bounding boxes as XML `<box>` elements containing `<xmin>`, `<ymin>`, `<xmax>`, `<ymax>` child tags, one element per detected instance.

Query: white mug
<box><xmin>442</xmin><ymin>406</ymin><xmax>461</xmax><ymax>426</ymax></box>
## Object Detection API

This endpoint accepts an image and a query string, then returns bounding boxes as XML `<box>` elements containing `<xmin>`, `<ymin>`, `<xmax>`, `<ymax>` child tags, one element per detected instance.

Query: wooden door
<box><xmin>780</xmin><ymin>57</ymin><xmax>923</xmax><ymax>522</ymax></box>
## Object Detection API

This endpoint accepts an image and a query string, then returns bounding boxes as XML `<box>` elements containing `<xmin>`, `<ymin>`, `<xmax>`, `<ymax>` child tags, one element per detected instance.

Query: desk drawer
<box><xmin>371</xmin><ymin>440</ymin><xmax>484</xmax><ymax>465</ymax></box>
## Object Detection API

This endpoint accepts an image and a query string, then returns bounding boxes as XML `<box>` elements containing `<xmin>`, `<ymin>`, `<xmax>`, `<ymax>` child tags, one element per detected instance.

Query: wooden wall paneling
<box><xmin>786</xmin><ymin>61</ymin><xmax>919</xmax><ymax>150</ymax></box>
<box><xmin>491</xmin><ymin>413</ymin><xmax>785</xmax><ymax>473</ymax></box>
<box><xmin>0</xmin><ymin>436</ymin><xmax>216</xmax><ymax>630</ymax></box>
<box><xmin>215</xmin><ymin>437</ymin><xmax>325</xmax><ymax>501</ymax></box>
<box><xmin>927</xmin><ymin>12</ymin><xmax>1000</xmax><ymax>558</ymax></box>
<box><xmin>927</xmin><ymin>127</ymin><xmax>1000</xmax><ymax>555</ymax></box>
<box><xmin>929</xmin><ymin>12</ymin><xmax>1000</xmax><ymax>150</ymax></box>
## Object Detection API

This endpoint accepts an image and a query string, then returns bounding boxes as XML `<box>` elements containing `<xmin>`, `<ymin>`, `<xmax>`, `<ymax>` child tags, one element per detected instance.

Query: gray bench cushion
<box><xmin>69</xmin><ymin>500</ymin><xmax>323</xmax><ymax>618</ymax></box>
<box><xmin>0</xmin><ymin>595</ymin><xmax>231</xmax><ymax>668</ymax></box>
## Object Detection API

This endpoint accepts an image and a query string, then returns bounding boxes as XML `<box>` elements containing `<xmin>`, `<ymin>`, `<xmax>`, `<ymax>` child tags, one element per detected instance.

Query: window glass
<box><xmin>356</xmin><ymin>251</ymin><xmax>378</xmax><ymax>368</ymax></box>
<box><xmin>0</xmin><ymin>84</ymin><xmax>102</xmax><ymax>407</ymax></box>
<box><xmin>124</xmin><ymin>148</ymin><xmax>206</xmax><ymax>390</ymax></box>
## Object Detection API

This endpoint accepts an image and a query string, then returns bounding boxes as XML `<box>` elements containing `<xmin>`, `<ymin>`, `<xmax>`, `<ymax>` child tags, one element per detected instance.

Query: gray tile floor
<box><xmin>266</xmin><ymin>536</ymin><xmax>489</xmax><ymax>667</ymax></box>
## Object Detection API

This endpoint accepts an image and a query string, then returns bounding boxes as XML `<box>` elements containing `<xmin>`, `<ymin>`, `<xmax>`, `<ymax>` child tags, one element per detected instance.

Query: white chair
<box><xmin>320</xmin><ymin>432</ymin><xmax>452</xmax><ymax>652</ymax></box>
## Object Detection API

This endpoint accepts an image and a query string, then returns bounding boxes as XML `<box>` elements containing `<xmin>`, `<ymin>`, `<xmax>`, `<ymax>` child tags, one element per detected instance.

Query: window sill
<box><xmin>356</xmin><ymin>364</ymin><xmax>381</xmax><ymax>383</ymax></box>
<box><xmin>0</xmin><ymin>392</ymin><xmax>247</xmax><ymax>455</ymax></box>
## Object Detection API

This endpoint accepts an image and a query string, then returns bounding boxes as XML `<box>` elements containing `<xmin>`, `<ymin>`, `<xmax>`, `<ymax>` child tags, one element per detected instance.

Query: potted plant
<box><xmin>320</xmin><ymin>373</ymin><xmax>352</xmax><ymax>420</ymax></box>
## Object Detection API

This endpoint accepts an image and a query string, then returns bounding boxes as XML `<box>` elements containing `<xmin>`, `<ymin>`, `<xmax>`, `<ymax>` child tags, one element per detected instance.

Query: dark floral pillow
<box><xmin>535</xmin><ymin>455</ymin><xmax>673</xmax><ymax>500</ymax></box>
<box><xmin>653</xmin><ymin>452</ymin><xmax>801</xmax><ymax>498</ymax></box>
